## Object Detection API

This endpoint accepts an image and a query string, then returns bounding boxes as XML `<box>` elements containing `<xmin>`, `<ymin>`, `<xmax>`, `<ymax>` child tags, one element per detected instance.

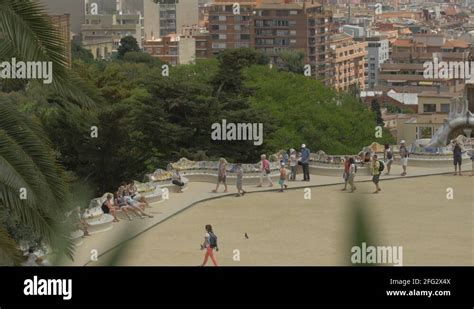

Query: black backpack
<box><xmin>378</xmin><ymin>160</ymin><xmax>385</xmax><ymax>172</ymax></box>
<box><xmin>387</xmin><ymin>151</ymin><xmax>393</xmax><ymax>160</ymax></box>
<box><xmin>209</xmin><ymin>232</ymin><xmax>218</xmax><ymax>249</ymax></box>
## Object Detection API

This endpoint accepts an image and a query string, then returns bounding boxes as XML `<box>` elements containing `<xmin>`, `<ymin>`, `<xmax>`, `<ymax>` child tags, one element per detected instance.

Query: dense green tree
<box><xmin>244</xmin><ymin>66</ymin><xmax>394</xmax><ymax>154</ymax></box>
<box><xmin>371</xmin><ymin>98</ymin><xmax>384</xmax><ymax>126</ymax></box>
<box><xmin>117</xmin><ymin>36</ymin><xmax>140</xmax><ymax>59</ymax></box>
<box><xmin>277</xmin><ymin>49</ymin><xmax>305</xmax><ymax>73</ymax></box>
<box><xmin>71</xmin><ymin>41</ymin><xmax>94</xmax><ymax>62</ymax></box>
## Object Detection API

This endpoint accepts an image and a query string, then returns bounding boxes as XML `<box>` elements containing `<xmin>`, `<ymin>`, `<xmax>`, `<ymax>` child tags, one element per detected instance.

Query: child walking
<box><xmin>279</xmin><ymin>163</ymin><xmax>288</xmax><ymax>192</ymax></box>
<box><xmin>201</xmin><ymin>224</ymin><xmax>218</xmax><ymax>266</ymax></box>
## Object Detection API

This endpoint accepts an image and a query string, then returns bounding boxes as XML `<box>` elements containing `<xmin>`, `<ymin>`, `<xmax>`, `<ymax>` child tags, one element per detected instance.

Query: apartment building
<box><xmin>377</xmin><ymin>62</ymin><xmax>464</xmax><ymax>93</ymax></box>
<box><xmin>182</xmin><ymin>25</ymin><xmax>212</xmax><ymax>60</ymax></box>
<box><xmin>144</xmin><ymin>0</ymin><xmax>199</xmax><ymax>40</ymax></box>
<box><xmin>207</xmin><ymin>0</ymin><xmax>255</xmax><ymax>52</ymax></box>
<box><xmin>378</xmin><ymin>35</ymin><xmax>471</xmax><ymax>93</ymax></box>
<box><xmin>253</xmin><ymin>1</ymin><xmax>307</xmax><ymax>65</ymax></box>
<box><xmin>208</xmin><ymin>0</ymin><xmax>334</xmax><ymax>85</ymax></box>
<box><xmin>330</xmin><ymin>33</ymin><xmax>367</xmax><ymax>91</ymax></box>
<box><xmin>365</xmin><ymin>36</ymin><xmax>389</xmax><ymax>89</ymax></box>
<box><xmin>391</xmin><ymin>34</ymin><xmax>471</xmax><ymax>63</ymax></box>
<box><xmin>81</xmin><ymin>13</ymin><xmax>143</xmax><ymax>51</ymax></box>
<box><xmin>143</xmin><ymin>34</ymin><xmax>196</xmax><ymax>64</ymax></box>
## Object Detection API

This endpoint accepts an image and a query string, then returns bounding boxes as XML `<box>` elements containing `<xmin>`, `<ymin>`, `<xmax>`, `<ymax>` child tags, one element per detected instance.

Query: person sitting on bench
<box><xmin>172</xmin><ymin>169</ymin><xmax>185</xmax><ymax>193</ymax></box>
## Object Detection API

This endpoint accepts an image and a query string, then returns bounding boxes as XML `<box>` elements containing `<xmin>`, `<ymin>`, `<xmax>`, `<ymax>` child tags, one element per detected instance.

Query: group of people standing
<box><xmin>211</xmin><ymin>144</ymin><xmax>312</xmax><ymax>196</ymax></box>
<box><xmin>343</xmin><ymin>141</ymin><xmax>410</xmax><ymax>194</ymax></box>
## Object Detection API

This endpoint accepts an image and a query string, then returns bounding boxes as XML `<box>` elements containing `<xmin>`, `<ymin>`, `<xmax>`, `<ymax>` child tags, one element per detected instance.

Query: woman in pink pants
<box><xmin>201</xmin><ymin>224</ymin><xmax>218</xmax><ymax>266</ymax></box>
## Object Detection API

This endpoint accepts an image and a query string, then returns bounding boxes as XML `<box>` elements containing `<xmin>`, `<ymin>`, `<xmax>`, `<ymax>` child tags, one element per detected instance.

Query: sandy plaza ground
<box><xmin>91</xmin><ymin>174</ymin><xmax>473</xmax><ymax>266</ymax></box>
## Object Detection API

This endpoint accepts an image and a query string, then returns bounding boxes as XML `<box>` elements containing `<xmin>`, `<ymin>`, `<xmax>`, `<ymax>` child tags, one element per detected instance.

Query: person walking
<box><xmin>278</xmin><ymin>162</ymin><xmax>288</xmax><ymax>192</ymax></box>
<box><xmin>257</xmin><ymin>154</ymin><xmax>273</xmax><ymax>187</ymax></box>
<box><xmin>452</xmin><ymin>141</ymin><xmax>463</xmax><ymax>176</ymax></box>
<box><xmin>347</xmin><ymin>157</ymin><xmax>357</xmax><ymax>193</ymax></box>
<box><xmin>300</xmin><ymin>144</ymin><xmax>310</xmax><ymax>181</ymax></box>
<box><xmin>201</xmin><ymin>224</ymin><xmax>218</xmax><ymax>266</ymax></box>
<box><xmin>399</xmin><ymin>140</ymin><xmax>409</xmax><ymax>176</ymax></box>
<box><xmin>371</xmin><ymin>154</ymin><xmax>382</xmax><ymax>193</ymax></box>
<box><xmin>235</xmin><ymin>163</ymin><xmax>246</xmax><ymax>197</ymax></box>
<box><xmin>289</xmin><ymin>148</ymin><xmax>298</xmax><ymax>181</ymax></box>
<box><xmin>341</xmin><ymin>156</ymin><xmax>350</xmax><ymax>191</ymax></box>
<box><xmin>213</xmin><ymin>158</ymin><xmax>228</xmax><ymax>193</ymax></box>
<box><xmin>384</xmin><ymin>144</ymin><xmax>394</xmax><ymax>175</ymax></box>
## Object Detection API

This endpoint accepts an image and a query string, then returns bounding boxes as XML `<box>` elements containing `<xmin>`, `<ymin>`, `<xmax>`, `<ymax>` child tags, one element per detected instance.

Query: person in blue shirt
<box><xmin>300</xmin><ymin>144</ymin><xmax>311</xmax><ymax>181</ymax></box>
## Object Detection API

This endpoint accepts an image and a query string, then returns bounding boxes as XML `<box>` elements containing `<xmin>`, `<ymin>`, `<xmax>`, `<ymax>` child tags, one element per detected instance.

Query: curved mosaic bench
<box><xmin>153</xmin><ymin>158</ymin><xmax>282</xmax><ymax>185</ymax></box>
<box><xmin>138</xmin><ymin>176</ymin><xmax>190</xmax><ymax>195</ymax></box>
<box><xmin>83</xmin><ymin>211</ymin><xmax>114</xmax><ymax>234</ymax></box>
<box><xmin>308</xmin><ymin>163</ymin><xmax>371</xmax><ymax>177</ymax></box>
<box><xmin>85</xmin><ymin>194</ymin><xmax>115</xmax><ymax>234</ymax></box>
<box><xmin>392</xmin><ymin>153</ymin><xmax>472</xmax><ymax>168</ymax></box>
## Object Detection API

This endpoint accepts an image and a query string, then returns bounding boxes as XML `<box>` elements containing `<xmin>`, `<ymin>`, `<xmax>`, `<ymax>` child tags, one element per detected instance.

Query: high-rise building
<box><xmin>208</xmin><ymin>0</ymin><xmax>334</xmax><ymax>85</ymax></box>
<box><xmin>208</xmin><ymin>0</ymin><xmax>255</xmax><ymax>52</ymax></box>
<box><xmin>330</xmin><ymin>33</ymin><xmax>367</xmax><ymax>91</ymax></box>
<box><xmin>365</xmin><ymin>36</ymin><xmax>389</xmax><ymax>89</ymax></box>
<box><xmin>144</xmin><ymin>0</ymin><xmax>199</xmax><ymax>40</ymax></box>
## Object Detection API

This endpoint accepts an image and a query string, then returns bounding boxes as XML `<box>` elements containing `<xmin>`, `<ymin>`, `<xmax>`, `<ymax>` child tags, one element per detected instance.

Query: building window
<box><xmin>219</xmin><ymin>15</ymin><xmax>226</xmax><ymax>21</ymax></box>
<box><xmin>275</xmin><ymin>20</ymin><xmax>289</xmax><ymax>27</ymax></box>
<box><xmin>423</xmin><ymin>104</ymin><xmax>436</xmax><ymax>113</ymax></box>
<box><xmin>212</xmin><ymin>42</ymin><xmax>226</xmax><ymax>49</ymax></box>
<box><xmin>289</xmin><ymin>10</ymin><xmax>298</xmax><ymax>15</ymax></box>
<box><xmin>440</xmin><ymin>104</ymin><xmax>450</xmax><ymax>113</ymax></box>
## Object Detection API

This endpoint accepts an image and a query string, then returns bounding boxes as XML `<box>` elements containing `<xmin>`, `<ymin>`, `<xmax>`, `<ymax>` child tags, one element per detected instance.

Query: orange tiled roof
<box><xmin>399</xmin><ymin>28</ymin><xmax>412</xmax><ymax>35</ymax></box>
<box><xmin>392</xmin><ymin>39</ymin><xmax>412</xmax><ymax>47</ymax></box>
<box><xmin>443</xmin><ymin>39</ymin><xmax>470</xmax><ymax>49</ymax></box>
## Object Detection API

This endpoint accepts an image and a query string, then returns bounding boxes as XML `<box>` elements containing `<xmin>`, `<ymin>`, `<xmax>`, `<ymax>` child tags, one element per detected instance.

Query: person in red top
<box><xmin>341</xmin><ymin>156</ymin><xmax>351</xmax><ymax>191</ymax></box>
<box><xmin>257</xmin><ymin>154</ymin><xmax>273</xmax><ymax>187</ymax></box>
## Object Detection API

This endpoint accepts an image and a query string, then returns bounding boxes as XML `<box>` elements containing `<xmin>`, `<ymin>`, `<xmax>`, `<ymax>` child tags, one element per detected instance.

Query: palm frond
<box><xmin>0</xmin><ymin>0</ymin><xmax>95</xmax><ymax>106</ymax></box>
<box><xmin>0</xmin><ymin>225</ymin><xmax>23</xmax><ymax>265</ymax></box>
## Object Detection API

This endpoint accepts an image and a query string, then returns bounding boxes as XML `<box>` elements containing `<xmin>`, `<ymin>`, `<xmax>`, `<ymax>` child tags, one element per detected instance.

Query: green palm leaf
<box><xmin>0</xmin><ymin>225</ymin><xmax>23</xmax><ymax>265</ymax></box>
<box><xmin>0</xmin><ymin>0</ymin><xmax>96</xmax><ymax>106</ymax></box>
<box><xmin>0</xmin><ymin>98</ymin><xmax>75</xmax><ymax>261</ymax></box>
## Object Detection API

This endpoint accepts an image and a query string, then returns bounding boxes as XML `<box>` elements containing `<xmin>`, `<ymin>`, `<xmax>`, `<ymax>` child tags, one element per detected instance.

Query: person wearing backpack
<box><xmin>201</xmin><ymin>224</ymin><xmax>218</xmax><ymax>266</ymax></box>
<box><xmin>384</xmin><ymin>144</ymin><xmax>394</xmax><ymax>176</ymax></box>
<box><xmin>371</xmin><ymin>154</ymin><xmax>383</xmax><ymax>194</ymax></box>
